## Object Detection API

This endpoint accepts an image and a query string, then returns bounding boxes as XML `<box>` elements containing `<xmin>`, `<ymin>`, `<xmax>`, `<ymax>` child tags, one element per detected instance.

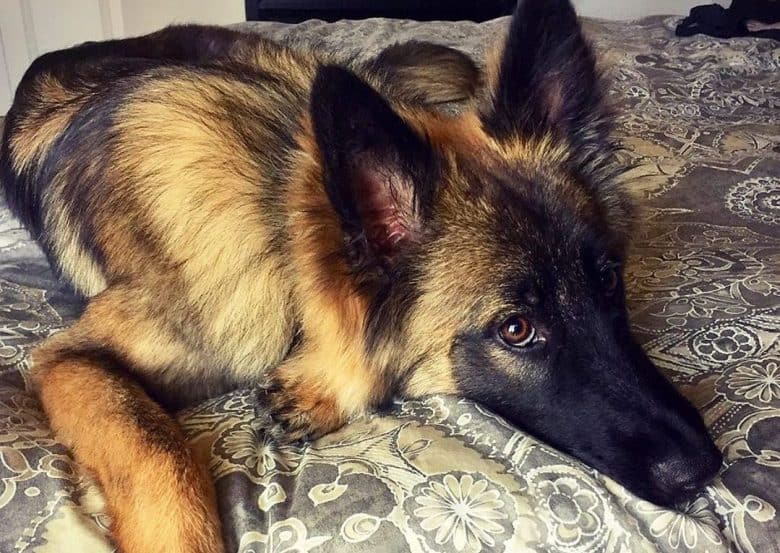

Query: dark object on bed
<box><xmin>245</xmin><ymin>0</ymin><xmax>515</xmax><ymax>23</ymax></box>
<box><xmin>676</xmin><ymin>0</ymin><xmax>780</xmax><ymax>40</ymax></box>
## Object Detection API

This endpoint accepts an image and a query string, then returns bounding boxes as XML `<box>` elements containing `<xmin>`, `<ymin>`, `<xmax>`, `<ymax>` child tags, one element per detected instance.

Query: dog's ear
<box><xmin>310</xmin><ymin>65</ymin><xmax>437</xmax><ymax>275</ymax></box>
<box><xmin>481</xmin><ymin>0</ymin><xmax>611</xmax><ymax>156</ymax></box>
<box><xmin>361</xmin><ymin>41</ymin><xmax>481</xmax><ymax>106</ymax></box>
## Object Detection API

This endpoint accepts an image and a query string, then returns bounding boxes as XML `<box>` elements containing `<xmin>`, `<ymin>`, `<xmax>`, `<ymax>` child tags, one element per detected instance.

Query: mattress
<box><xmin>0</xmin><ymin>14</ymin><xmax>778</xmax><ymax>553</ymax></box>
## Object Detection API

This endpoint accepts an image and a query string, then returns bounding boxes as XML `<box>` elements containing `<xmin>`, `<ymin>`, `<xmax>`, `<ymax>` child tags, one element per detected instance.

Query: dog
<box><xmin>0</xmin><ymin>0</ymin><xmax>722</xmax><ymax>551</ymax></box>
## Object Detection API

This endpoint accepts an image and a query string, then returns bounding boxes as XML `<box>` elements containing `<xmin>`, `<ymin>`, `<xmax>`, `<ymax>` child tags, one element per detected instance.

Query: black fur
<box><xmin>310</xmin><ymin>65</ymin><xmax>439</xmax><ymax>278</ymax></box>
<box><xmin>481</xmin><ymin>0</ymin><xmax>622</xmax><ymax>192</ymax></box>
<box><xmin>451</xmin><ymin>186</ymin><xmax>721</xmax><ymax>506</ymax></box>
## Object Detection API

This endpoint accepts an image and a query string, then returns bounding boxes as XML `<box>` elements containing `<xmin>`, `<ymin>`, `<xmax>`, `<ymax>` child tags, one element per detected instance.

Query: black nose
<box><xmin>650</xmin><ymin>448</ymin><xmax>723</xmax><ymax>503</ymax></box>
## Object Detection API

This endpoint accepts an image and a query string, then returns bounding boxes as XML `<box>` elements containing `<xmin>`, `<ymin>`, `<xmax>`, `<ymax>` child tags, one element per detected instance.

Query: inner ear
<box><xmin>351</xmin><ymin>158</ymin><xmax>419</xmax><ymax>260</ymax></box>
<box><xmin>310</xmin><ymin>65</ymin><xmax>437</xmax><ymax>273</ymax></box>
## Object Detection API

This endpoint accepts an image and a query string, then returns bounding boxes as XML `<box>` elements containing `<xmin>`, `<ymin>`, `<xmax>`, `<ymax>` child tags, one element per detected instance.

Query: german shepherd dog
<box><xmin>1</xmin><ymin>0</ymin><xmax>721</xmax><ymax>551</ymax></box>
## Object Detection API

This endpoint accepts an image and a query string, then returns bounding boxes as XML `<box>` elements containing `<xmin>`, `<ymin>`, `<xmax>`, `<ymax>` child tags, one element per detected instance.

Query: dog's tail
<box><xmin>360</xmin><ymin>41</ymin><xmax>482</xmax><ymax>107</ymax></box>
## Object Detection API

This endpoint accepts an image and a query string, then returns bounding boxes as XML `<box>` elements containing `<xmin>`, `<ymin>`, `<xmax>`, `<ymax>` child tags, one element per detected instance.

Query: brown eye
<box><xmin>603</xmin><ymin>267</ymin><xmax>619</xmax><ymax>294</ymax></box>
<box><xmin>499</xmin><ymin>315</ymin><xmax>536</xmax><ymax>348</ymax></box>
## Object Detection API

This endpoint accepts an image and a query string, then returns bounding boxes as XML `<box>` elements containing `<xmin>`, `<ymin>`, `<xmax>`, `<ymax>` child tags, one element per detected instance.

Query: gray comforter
<box><xmin>1</xmin><ymin>15</ymin><xmax>778</xmax><ymax>553</ymax></box>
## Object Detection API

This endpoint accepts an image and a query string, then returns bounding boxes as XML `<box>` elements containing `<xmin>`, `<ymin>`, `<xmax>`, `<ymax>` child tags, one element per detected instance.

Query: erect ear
<box><xmin>481</xmin><ymin>0</ymin><xmax>612</xmax><ymax>157</ymax></box>
<box><xmin>310</xmin><ymin>65</ymin><xmax>437</xmax><ymax>275</ymax></box>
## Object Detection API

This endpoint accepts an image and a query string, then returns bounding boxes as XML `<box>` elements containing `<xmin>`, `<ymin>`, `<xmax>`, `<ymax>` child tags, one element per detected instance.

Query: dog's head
<box><xmin>309</xmin><ymin>0</ymin><xmax>721</xmax><ymax>506</ymax></box>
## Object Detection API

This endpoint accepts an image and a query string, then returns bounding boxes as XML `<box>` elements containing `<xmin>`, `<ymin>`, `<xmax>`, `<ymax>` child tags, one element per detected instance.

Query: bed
<box><xmin>0</xmin><ymin>14</ymin><xmax>778</xmax><ymax>553</ymax></box>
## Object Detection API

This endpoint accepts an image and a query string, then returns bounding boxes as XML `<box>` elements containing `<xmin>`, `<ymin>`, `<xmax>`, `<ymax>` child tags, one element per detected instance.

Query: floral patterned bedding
<box><xmin>1</xmin><ymin>14</ymin><xmax>778</xmax><ymax>553</ymax></box>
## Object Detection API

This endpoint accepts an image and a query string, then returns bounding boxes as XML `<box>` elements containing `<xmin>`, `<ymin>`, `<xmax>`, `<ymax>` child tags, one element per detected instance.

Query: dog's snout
<box><xmin>649</xmin><ymin>448</ymin><xmax>723</xmax><ymax>504</ymax></box>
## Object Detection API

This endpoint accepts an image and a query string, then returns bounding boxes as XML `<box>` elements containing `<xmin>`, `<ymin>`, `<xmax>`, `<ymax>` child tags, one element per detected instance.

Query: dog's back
<box><xmin>3</xmin><ymin>32</ymin><xmax>309</xmax><ymax>401</ymax></box>
<box><xmin>1</xmin><ymin>26</ymin><xmax>480</xmax><ymax>402</ymax></box>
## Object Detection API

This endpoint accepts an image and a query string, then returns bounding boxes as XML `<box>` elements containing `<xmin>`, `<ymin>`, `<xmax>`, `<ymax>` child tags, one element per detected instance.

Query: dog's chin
<box><xmin>600</xmin><ymin>460</ymin><xmax>722</xmax><ymax>509</ymax></box>
<box><xmin>621</xmin><ymin>479</ymin><xmax>701</xmax><ymax>509</ymax></box>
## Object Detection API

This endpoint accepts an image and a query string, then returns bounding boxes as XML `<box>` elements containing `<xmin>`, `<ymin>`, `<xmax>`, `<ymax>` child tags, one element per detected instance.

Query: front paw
<box><xmin>256</xmin><ymin>384</ymin><xmax>342</xmax><ymax>443</ymax></box>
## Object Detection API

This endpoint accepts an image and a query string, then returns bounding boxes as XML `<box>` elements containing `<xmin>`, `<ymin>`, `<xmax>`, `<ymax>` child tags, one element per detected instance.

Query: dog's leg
<box><xmin>264</xmin><ymin>341</ymin><xmax>388</xmax><ymax>441</ymax></box>
<box><xmin>32</xmin><ymin>287</ymin><xmax>223</xmax><ymax>553</ymax></box>
<box><xmin>264</xmin><ymin>357</ymin><xmax>346</xmax><ymax>442</ymax></box>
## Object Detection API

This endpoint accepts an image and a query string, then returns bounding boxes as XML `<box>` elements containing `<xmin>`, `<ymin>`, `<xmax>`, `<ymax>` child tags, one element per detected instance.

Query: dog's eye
<box><xmin>498</xmin><ymin>315</ymin><xmax>536</xmax><ymax>347</ymax></box>
<box><xmin>602</xmin><ymin>267</ymin><xmax>619</xmax><ymax>294</ymax></box>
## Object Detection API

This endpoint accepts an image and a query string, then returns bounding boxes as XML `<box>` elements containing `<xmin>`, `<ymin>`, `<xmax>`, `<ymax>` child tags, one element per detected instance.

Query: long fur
<box><xmin>0</xmin><ymin>3</ymin><xmax>721</xmax><ymax>551</ymax></box>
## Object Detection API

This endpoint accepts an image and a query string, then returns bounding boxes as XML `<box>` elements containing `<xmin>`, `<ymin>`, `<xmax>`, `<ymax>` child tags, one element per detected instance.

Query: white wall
<box><xmin>574</xmin><ymin>0</ymin><xmax>715</xmax><ymax>19</ymax></box>
<box><xmin>0</xmin><ymin>0</ymin><xmax>242</xmax><ymax>112</ymax></box>
<box><xmin>120</xmin><ymin>0</ymin><xmax>244</xmax><ymax>37</ymax></box>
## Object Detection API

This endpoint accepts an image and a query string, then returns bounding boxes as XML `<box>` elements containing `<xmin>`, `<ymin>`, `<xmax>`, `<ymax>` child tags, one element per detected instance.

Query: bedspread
<box><xmin>0</xmin><ymin>14</ymin><xmax>778</xmax><ymax>553</ymax></box>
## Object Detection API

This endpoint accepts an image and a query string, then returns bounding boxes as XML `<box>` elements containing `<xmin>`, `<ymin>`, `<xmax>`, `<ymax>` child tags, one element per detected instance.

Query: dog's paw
<box><xmin>267</xmin><ymin>387</ymin><xmax>317</xmax><ymax>442</ymax></box>
<box><xmin>255</xmin><ymin>384</ymin><xmax>334</xmax><ymax>443</ymax></box>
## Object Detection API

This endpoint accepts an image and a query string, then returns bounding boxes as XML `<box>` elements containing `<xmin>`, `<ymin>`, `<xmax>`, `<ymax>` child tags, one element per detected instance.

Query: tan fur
<box><xmin>271</xmin><ymin>128</ymin><xmax>386</xmax><ymax>435</ymax></box>
<box><xmin>33</xmin><ymin>290</ymin><xmax>223</xmax><ymax>553</ymax></box>
<box><xmin>8</xmin><ymin>74</ymin><xmax>89</xmax><ymax>171</ymax></box>
<box><xmin>107</xmin><ymin>80</ymin><xmax>300</xmax><ymax>381</ymax></box>
<box><xmin>46</xmin><ymin>204</ymin><xmax>109</xmax><ymax>296</ymax></box>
